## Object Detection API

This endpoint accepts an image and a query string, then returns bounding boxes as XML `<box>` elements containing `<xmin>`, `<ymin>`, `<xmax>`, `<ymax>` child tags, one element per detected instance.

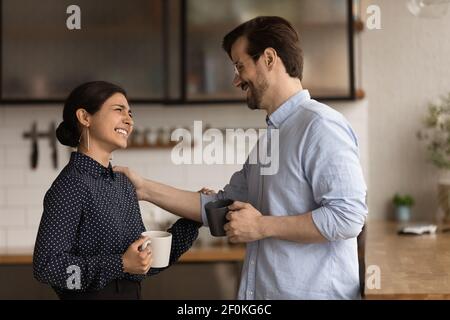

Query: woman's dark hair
<box><xmin>222</xmin><ymin>16</ymin><xmax>303</xmax><ymax>80</ymax></box>
<box><xmin>56</xmin><ymin>81</ymin><xmax>127</xmax><ymax>147</ymax></box>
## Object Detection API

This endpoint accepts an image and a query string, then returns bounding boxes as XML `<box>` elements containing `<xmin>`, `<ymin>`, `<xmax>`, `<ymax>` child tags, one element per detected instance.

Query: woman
<box><xmin>33</xmin><ymin>81</ymin><xmax>200</xmax><ymax>300</ymax></box>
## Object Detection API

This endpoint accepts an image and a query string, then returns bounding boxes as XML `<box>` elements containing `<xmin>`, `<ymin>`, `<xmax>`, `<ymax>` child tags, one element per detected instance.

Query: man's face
<box><xmin>230</xmin><ymin>37</ymin><xmax>269</xmax><ymax>110</ymax></box>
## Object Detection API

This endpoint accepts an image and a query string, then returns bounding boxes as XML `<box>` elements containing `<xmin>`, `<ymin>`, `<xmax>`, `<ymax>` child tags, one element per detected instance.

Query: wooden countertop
<box><xmin>0</xmin><ymin>244</ymin><xmax>246</xmax><ymax>265</ymax></box>
<box><xmin>6</xmin><ymin>221</ymin><xmax>450</xmax><ymax>298</ymax></box>
<box><xmin>364</xmin><ymin>220</ymin><xmax>450</xmax><ymax>299</ymax></box>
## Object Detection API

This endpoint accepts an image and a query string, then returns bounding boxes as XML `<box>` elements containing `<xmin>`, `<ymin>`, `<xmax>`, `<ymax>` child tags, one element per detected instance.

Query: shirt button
<box><xmin>250</xmin><ymin>260</ymin><xmax>255</xmax><ymax>265</ymax></box>
<box><xmin>249</xmin><ymin>291</ymin><xmax>253</xmax><ymax>295</ymax></box>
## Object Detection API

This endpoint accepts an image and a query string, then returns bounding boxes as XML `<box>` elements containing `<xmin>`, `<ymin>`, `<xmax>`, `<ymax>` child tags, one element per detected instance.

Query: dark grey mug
<box><xmin>205</xmin><ymin>199</ymin><xmax>234</xmax><ymax>237</ymax></box>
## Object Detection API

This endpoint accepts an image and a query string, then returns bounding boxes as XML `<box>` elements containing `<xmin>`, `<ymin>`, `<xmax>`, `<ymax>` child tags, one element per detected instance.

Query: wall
<box><xmin>361</xmin><ymin>0</ymin><xmax>450</xmax><ymax>220</ymax></box>
<box><xmin>0</xmin><ymin>100</ymin><xmax>368</xmax><ymax>252</ymax></box>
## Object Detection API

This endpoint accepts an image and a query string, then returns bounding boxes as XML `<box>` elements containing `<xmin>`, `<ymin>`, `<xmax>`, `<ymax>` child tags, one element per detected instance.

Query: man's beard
<box><xmin>245</xmin><ymin>75</ymin><xmax>269</xmax><ymax>110</ymax></box>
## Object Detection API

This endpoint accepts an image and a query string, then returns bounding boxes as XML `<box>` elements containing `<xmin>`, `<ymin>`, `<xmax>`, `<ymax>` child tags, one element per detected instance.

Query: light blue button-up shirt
<box><xmin>200</xmin><ymin>90</ymin><xmax>368</xmax><ymax>300</ymax></box>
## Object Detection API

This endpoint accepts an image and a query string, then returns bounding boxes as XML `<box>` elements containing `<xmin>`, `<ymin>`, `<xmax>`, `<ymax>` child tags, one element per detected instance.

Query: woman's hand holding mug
<box><xmin>122</xmin><ymin>237</ymin><xmax>152</xmax><ymax>274</ymax></box>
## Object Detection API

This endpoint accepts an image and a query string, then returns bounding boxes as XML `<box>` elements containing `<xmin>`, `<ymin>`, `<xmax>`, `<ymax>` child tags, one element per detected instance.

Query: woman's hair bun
<box><xmin>56</xmin><ymin>121</ymin><xmax>78</xmax><ymax>147</ymax></box>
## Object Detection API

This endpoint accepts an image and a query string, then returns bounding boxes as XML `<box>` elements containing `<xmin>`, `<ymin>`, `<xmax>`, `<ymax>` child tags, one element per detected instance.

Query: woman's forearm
<box><xmin>141</xmin><ymin>179</ymin><xmax>202</xmax><ymax>222</ymax></box>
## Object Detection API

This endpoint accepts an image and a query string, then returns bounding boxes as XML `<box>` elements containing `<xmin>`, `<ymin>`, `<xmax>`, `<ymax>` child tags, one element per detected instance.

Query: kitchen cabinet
<box><xmin>185</xmin><ymin>0</ymin><xmax>355</xmax><ymax>102</ymax></box>
<box><xmin>0</xmin><ymin>244</ymin><xmax>245</xmax><ymax>299</ymax></box>
<box><xmin>0</xmin><ymin>263</ymin><xmax>242</xmax><ymax>299</ymax></box>
<box><xmin>0</xmin><ymin>0</ymin><xmax>356</xmax><ymax>104</ymax></box>
<box><xmin>1</xmin><ymin>0</ymin><xmax>165</xmax><ymax>102</ymax></box>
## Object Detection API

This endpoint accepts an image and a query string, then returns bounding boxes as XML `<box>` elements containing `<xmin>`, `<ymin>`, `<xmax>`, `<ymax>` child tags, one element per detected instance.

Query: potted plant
<box><xmin>393</xmin><ymin>194</ymin><xmax>414</xmax><ymax>222</ymax></box>
<box><xmin>417</xmin><ymin>92</ymin><xmax>450</xmax><ymax>173</ymax></box>
<box><xmin>417</xmin><ymin>92</ymin><xmax>450</xmax><ymax>222</ymax></box>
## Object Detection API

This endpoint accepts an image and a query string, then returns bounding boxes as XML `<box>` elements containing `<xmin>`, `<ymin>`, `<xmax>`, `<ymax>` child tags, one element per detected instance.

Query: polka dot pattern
<box><xmin>33</xmin><ymin>152</ymin><xmax>200</xmax><ymax>293</ymax></box>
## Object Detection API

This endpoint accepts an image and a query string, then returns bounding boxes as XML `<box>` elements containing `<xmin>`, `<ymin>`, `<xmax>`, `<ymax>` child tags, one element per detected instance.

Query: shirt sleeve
<box><xmin>200</xmin><ymin>160</ymin><xmax>250</xmax><ymax>226</ymax></box>
<box><xmin>148</xmin><ymin>218</ymin><xmax>201</xmax><ymax>276</ymax></box>
<box><xmin>304</xmin><ymin>117</ymin><xmax>368</xmax><ymax>241</ymax></box>
<box><xmin>33</xmin><ymin>175</ymin><xmax>124</xmax><ymax>291</ymax></box>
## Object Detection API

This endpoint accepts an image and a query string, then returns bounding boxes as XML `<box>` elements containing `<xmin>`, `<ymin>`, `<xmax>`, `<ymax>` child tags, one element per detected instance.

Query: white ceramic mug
<box><xmin>140</xmin><ymin>231</ymin><xmax>172</xmax><ymax>268</ymax></box>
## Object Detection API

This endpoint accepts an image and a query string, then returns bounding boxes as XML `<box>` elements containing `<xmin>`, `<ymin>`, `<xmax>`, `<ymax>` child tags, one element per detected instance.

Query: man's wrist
<box><xmin>259</xmin><ymin>215</ymin><xmax>274</xmax><ymax>239</ymax></box>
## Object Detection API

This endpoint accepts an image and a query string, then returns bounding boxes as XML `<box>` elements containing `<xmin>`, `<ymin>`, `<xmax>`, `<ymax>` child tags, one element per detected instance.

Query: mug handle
<box><xmin>139</xmin><ymin>239</ymin><xmax>151</xmax><ymax>252</ymax></box>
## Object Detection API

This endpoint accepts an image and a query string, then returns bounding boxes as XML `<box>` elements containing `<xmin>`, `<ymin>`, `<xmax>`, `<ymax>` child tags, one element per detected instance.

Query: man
<box><xmin>115</xmin><ymin>16</ymin><xmax>367</xmax><ymax>299</ymax></box>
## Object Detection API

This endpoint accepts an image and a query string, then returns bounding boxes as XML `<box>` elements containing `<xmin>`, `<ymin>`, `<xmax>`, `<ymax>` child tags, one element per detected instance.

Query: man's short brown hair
<box><xmin>222</xmin><ymin>16</ymin><xmax>304</xmax><ymax>81</ymax></box>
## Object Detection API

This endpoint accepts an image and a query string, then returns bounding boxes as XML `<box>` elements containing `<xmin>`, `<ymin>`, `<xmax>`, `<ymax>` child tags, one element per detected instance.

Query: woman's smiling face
<box><xmin>86</xmin><ymin>92</ymin><xmax>134</xmax><ymax>152</ymax></box>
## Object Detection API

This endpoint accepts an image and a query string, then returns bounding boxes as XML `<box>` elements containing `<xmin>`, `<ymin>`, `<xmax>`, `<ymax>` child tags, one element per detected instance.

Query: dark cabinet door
<box><xmin>1</xmin><ymin>0</ymin><xmax>355</xmax><ymax>104</ymax></box>
<box><xmin>1</xmin><ymin>0</ymin><xmax>165</xmax><ymax>102</ymax></box>
<box><xmin>184</xmin><ymin>0</ymin><xmax>355</xmax><ymax>102</ymax></box>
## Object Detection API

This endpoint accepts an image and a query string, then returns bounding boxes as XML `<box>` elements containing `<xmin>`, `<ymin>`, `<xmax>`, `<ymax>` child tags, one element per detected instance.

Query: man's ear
<box><xmin>75</xmin><ymin>108</ymin><xmax>90</xmax><ymax>127</ymax></box>
<box><xmin>263</xmin><ymin>48</ymin><xmax>278</xmax><ymax>70</ymax></box>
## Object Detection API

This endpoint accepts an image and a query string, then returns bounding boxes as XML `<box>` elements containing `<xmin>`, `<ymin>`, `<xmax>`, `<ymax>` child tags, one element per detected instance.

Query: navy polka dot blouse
<box><xmin>33</xmin><ymin>152</ymin><xmax>200</xmax><ymax>293</ymax></box>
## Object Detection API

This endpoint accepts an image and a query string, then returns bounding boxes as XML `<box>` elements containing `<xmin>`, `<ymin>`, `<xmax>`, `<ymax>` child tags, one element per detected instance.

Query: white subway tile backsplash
<box><xmin>5</xmin><ymin>146</ymin><xmax>30</xmax><ymax>167</ymax></box>
<box><xmin>58</xmin><ymin>147</ymin><xmax>73</xmax><ymax>165</ymax></box>
<box><xmin>4</xmin><ymin>107</ymin><xmax>61</xmax><ymax>128</ymax></box>
<box><xmin>185</xmin><ymin>167</ymin><xmax>207</xmax><ymax>189</ymax></box>
<box><xmin>0</xmin><ymin>229</ymin><xmax>6</xmax><ymax>250</ymax></box>
<box><xmin>148</xmin><ymin>150</ymin><xmax>176</xmax><ymax>165</ymax></box>
<box><xmin>0</xmin><ymin>169</ymin><xmax>25</xmax><ymax>186</ymax></box>
<box><xmin>0</xmin><ymin>147</ymin><xmax>5</xmax><ymax>166</ymax></box>
<box><xmin>0</xmin><ymin>108</ymin><xmax>5</xmax><ymax>126</ymax></box>
<box><xmin>0</xmin><ymin>208</ymin><xmax>26</xmax><ymax>227</ymax></box>
<box><xmin>186</xmin><ymin>164</ymin><xmax>230</xmax><ymax>189</ymax></box>
<box><xmin>0</xmin><ymin>189</ymin><xmax>5</xmax><ymax>206</ymax></box>
<box><xmin>4</xmin><ymin>143</ymin><xmax>70</xmax><ymax>171</ymax></box>
<box><xmin>146</xmin><ymin>164</ymin><xmax>187</xmax><ymax>189</ymax></box>
<box><xmin>6</xmin><ymin>227</ymin><xmax>39</xmax><ymax>251</ymax></box>
<box><xmin>115</xmin><ymin>149</ymin><xmax>173</xmax><ymax>165</ymax></box>
<box><xmin>25</xmin><ymin>169</ymin><xmax>58</xmax><ymax>186</ymax></box>
<box><xmin>6</xmin><ymin>187</ymin><xmax>46</xmax><ymax>206</ymax></box>
<box><xmin>26</xmin><ymin>206</ymin><xmax>43</xmax><ymax>227</ymax></box>
<box><xmin>0</xmin><ymin>126</ymin><xmax>29</xmax><ymax>147</ymax></box>
<box><xmin>0</xmin><ymin>103</ymin><xmax>368</xmax><ymax>253</ymax></box>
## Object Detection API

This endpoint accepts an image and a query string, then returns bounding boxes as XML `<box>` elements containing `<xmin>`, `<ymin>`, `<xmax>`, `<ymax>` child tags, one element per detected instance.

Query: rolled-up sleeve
<box><xmin>304</xmin><ymin>117</ymin><xmax>368</xmax><ymax>241</ymax></box>
<box><xmin>200</xmin><ymin>161</ymin><xmax>250</xmax><ymax>226</ymax></box>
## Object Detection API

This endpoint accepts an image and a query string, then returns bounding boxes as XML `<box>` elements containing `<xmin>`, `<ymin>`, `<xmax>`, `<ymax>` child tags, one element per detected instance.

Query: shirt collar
<box><xmin>266</xmin><ymin>89</ymin><xmax>311</xmax><ymax>128</ymax></box>
<box><xmin>71</xmin><ymin>152</ymin><xmax>115</xmax><ymax>180</ymax></box>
